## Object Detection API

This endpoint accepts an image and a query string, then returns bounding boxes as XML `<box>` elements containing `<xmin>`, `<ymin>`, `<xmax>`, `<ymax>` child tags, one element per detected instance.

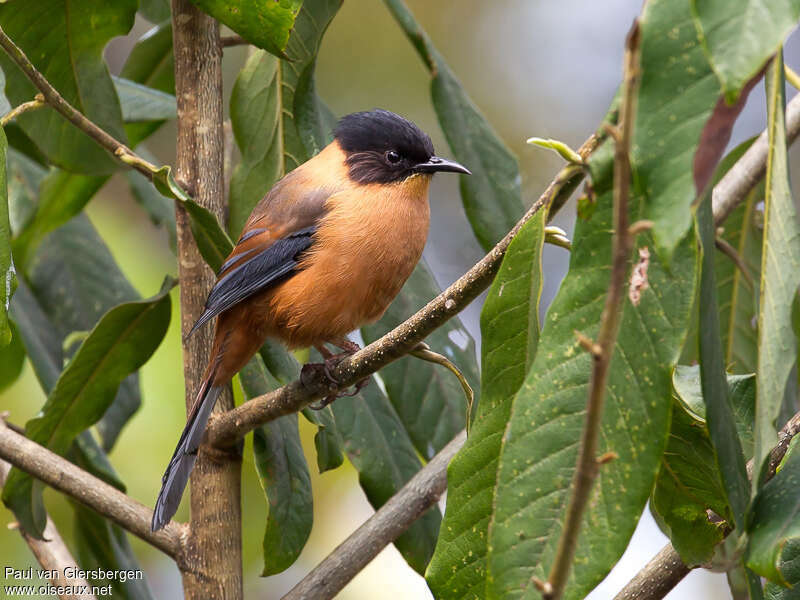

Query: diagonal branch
<box><xmin>282</xmin><ymin>430</ymin><xmax>467</xmax><ymax>600</ymax></box>
<box><xmin>1</xmin><ymin>454</ymin><xmax>96</xmax><ymax>600</ymax></box>
<box><xmin>0</xmin><ymin>419</ymin><xmax>186</xmax><ymax>564</ymax></box>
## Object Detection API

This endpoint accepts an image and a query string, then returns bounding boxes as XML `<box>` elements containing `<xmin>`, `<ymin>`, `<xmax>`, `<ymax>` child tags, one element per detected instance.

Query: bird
<box><xmin>151</xmin><ymin>108</ymin><xmax>471</xmax><ymax>531</ymax></box>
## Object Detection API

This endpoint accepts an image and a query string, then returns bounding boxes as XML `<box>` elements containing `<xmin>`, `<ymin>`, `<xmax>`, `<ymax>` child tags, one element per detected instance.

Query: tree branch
<box><xmin>206</xmin><ymin>137</ymin><xmax>599</xmax><ymax>447</ymax></box>
<box><xmin>1</xmin><ymin>456</ymin><xmax>96</xmax><ymax>600</ymax></box>
<box><xmin>0</xmin><ymin>419</ymin><xmax>186</xmax><ymax>563</ymax></box>
<box><xmin>713</xmin><ymin>90</ymin><xmax>800</xmax><ymax>224</ymax></box>
<box><xmin>282</xmin><ymin>430</ymin><xmax>467</xmax><ymax>600</ymax></box>
<box><xmin>0</xmin><ymin>94</ymin><xmax>45</xmax><ymax>126</ymax></box>
<box><xmin>0</xmin><ymin>26</ymin><xmax>162</xmax><ymax>181</ymax></box>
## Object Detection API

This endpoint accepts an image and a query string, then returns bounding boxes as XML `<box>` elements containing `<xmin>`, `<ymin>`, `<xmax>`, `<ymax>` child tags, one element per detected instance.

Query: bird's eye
<box><xmin>385</xmin><ymin>150</ymin><xmax>401</xmax><ymax>164</ymax></box>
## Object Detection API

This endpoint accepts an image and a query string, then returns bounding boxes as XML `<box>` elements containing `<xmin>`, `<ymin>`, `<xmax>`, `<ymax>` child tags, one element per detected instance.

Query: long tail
<box><xmin>151</xmin><ymin>376</ymin><xmax>223</xmax><ymax>531</ymax></box>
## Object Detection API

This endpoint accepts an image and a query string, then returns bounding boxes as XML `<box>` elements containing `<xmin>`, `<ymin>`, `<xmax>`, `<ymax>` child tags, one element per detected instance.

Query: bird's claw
<box><xmin>301</xmin><ymin>350</ymin><xmax>370</xmax><ymax>410</ymax></box>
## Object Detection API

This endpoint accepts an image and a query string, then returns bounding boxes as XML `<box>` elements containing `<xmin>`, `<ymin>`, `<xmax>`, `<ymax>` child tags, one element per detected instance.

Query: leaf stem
<box><xmin>0</xmin><ymin>25</ymin><xmax>162</xmax><ymax>180</ymax></box>
<box><xmin>544</xmin><ymin>22</ymin><xmax>641</xmax><ymax>600</ymax></box>
<box><xmin>0</xmin><ymin>94</ymin><xmax>45</xmax><ymax>126</ymax></box>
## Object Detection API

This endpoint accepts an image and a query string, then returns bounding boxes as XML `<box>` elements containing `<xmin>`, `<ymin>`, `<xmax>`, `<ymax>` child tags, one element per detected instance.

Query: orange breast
<box><xmin>264</xmin><ymin>174</ymin><xmax>432</xmax><ymax>348</ymax></box>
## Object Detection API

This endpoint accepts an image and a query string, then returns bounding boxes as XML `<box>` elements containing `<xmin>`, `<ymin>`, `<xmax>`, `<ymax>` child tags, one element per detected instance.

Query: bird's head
<box><xmin>334</xmin><ymin>109</ymin><xmax>471</xmax><ymax>185</ymax></box>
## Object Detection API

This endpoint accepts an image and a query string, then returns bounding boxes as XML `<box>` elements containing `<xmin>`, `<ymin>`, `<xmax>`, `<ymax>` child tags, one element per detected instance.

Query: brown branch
<box><xmin>0</xmin><ymin>419</ymin><xmax>186</xmax><ymax>563</ymax></box>
<box><xmin>282</xmin><ymin>430</ymin><xmax>467</xmax><ymax>600</ymax></box>
<box><xmin>712</xmin><ymin>90</ymin><xmax>800</xmax><ymax>224</ymax></box>
<box><xmin>1</xmin><ymin>457</ymin><xmax>96</xmax><ymax>600</ymax></box>
<box><xmin>171</xmin><ymin>2</ymin><xmax>243</xmax><ymax>598</ymax></box>
<box><xmin>543</xmin><ymin>22</ymin><xmax>641</xmax><ymax>600</ymax></box>
<box><xmin>0</xmin><ymin>26</ymin><xmax>163</xmax><ymax>181</ymax></box>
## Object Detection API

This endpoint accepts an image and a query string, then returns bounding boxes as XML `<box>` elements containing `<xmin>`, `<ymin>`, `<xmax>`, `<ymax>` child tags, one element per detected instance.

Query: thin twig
<box><xmin>0</xmin><ymin>458</ymin><xmax>96</xmax><ymax>600</ymax></box>
<box><xmin>282</xmin><ymin>430</ymin><xmax>466</xmax><ymax>600</ymax></box>
<box><xmin>715</xmin><ymin>236</ymin><xmax>754</xmax><ymax>288</ymax></box>
<box><xmin>712</xmin><ymin>91</ymin><xmax>800</xmax><ymax>224</ymax></box>
<box><xmin>544</xmin><ymin>22</ymin><xmax>641</xmax><ymax>600</ymax></box>
<box><xmin>0</xmin><ymin>419</ymin><xmax>186</xmax><ymax>564</ymax></box>
<box><xmin>0</xmin><ymin>94</ymin><xmax>45</xmax><ymax>126</ymax></box>
<box><xmin>206</xmin><ymin>134</ymin><xmax>600</xmax><ymax>447</ymax></box>
<box><xmin>785</xmin><ymin>64</ymin><xmax>800</xmax><ymax>91</ymax></box>
<box><xmin>0</xmin><ymin>25</ymin><xmax>160</xmax><ymax>180</ymax></box>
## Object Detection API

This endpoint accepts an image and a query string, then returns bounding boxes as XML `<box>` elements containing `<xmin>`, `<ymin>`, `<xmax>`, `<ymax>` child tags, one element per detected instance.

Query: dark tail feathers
<box><xmin>151</xmin><ymin>380</ymin><xmax>223</xmax><ymax>531</ymax></box>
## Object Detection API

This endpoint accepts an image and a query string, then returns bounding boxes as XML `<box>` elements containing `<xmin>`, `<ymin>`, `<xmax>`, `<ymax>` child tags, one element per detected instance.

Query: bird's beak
<box><xmin>414</xmin><ymin>156</ymin><xmax>471</xmax><ymax>175</ymax></box>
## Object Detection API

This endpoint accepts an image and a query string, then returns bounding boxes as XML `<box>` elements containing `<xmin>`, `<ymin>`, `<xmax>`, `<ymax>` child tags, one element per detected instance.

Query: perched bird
<box><xmin>151</xmin><ymin>109</ymin><xmax>470</xmax><ymax>531</ymax></box>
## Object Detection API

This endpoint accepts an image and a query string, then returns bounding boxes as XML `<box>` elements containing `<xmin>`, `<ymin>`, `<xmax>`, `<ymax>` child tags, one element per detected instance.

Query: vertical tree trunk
<box><xmin>171</xmin><ymin>2</ymin><xmax>243</xmax><ymax>598</ymax></box>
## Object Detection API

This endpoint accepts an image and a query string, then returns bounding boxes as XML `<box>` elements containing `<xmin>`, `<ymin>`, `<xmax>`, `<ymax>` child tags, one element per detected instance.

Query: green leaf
<box><xmin>330</xmin><ymin>377</ymin><xmax>441</xmax><ymax>573</ymax></box>
<box><xmin>228</xmin><ymin>0</ymin><xmax>341</xmax><ymax>238</ymax></box>
<box><xmin>2</xmin><ymin>279</ymin><xmax>172</xmax><ymax>537</ymax></box>
<box><xmin>753</xmin><ymin>52</ymin><xmax>800</xmax><ymax>488</ymax></box>
<box><xmin>747</xmin><ymin>437</ymin><xmax>800</xmax><ymax>584</ymax></box>
<box><xmin>0</xmin><ymin>320</ymin><xmax>24</xmax><ymax>391</ymax></box>
<box><xmin>633</xmin><ymin>0</ymin><xmax>722</xmax><ymax>258</ymax></box>
<box><xmin>651</xmin><ymin>367</ymin><xmax>756</xmax><ymax>566</ymax></box>
<box><xmin>0</xmin><ymin>0</ymin><xmax>136</xmax><ymax>174</ymax></box>
<box><xmin>113</xmin><ymin>76</ymin><xmax>176</xmax><ymax>122</ymax></box>
<box><xmin>765</xmin><ymin>540</ymin><xmax>800</xmax><ymax>599</ymax></box>
<box><xmin>651</xmin><ymin>399</ymin><xmax>729</xmax><ymax>567</ymax></box>
<box><xmin>188</xmin><ymin>0</ymin><xmax>302</xmax><ymax>59</ymax></box>
<box><xmin>361</xmin><ymin>261</ymin><xmax>479</xmax><ymax>459</ymax></box>
<box><xmin>691</xmin><ymin>0</ymin><xmax>800</xmax><ymax>103</ymax></box>
<box><xmin>12</xmin><ymin>171</ymin><xmax>106</xmax><ymax>269</ymax></box>
<box><xmin>0</xmin><ymin>126</ymin><xmax>13</xmax><ymax>347</ymax></box>
<box><xmin>150</xmin><ymin>165</ymin><xmax>233</xmax><ymax>272</ymax></box>
<box><xmin>696</xmin><ymin>184</ymin><xmax>751</xmax><ymax>534</ymax></box>
<box><xmin>25</xmin><ymin>215</ymin><xmax>143</xmax><ymax>450</ymax></box>
<box><xmin>240</xmin><ymin>355</ymin><xmax>313</xmax><ymax>575</ymax></box>
<box><xmin>486</xmin><ymin>156</ymin><xmax>698</xmax><ymax>597</ymax></box>
<box><xmin>426</xmin><ymin>209</ymin><xmax>546</xmax><ymax>598</ymax></box>
<box><xmin>119</xmin><ymin>22</ymin><xmax>175</xmax><ymax>146</ymax></box>
<box><xmin>384</xmin><ymin>0</ymin><xmax>523</xmax><ymax>251</ymax></box>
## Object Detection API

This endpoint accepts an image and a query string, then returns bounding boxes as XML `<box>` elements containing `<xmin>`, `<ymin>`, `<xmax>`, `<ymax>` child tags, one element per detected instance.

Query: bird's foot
<box><xmin>302</xmin><ymin>343</ymin><xmax>369</xmax><ymax>410</ymax></box>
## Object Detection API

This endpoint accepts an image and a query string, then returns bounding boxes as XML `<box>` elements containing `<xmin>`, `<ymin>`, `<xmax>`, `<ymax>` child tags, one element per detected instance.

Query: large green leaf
<box><xmin>765</xmin><ymin>540</ymin><xmax>800</xmax><ymax>599</ymax></box>
<box><xmin>747</xmin><ymin>437</ymin><xmax>800</xmax><ymax>584</ymax></box>
<box><xmin>0</xmin><ymin>0</ymin><xmax>136</xmax><ymax>175</ymax></box>
<box><xmin>753</xmin><ymin>52</ymin><xmax>800</xmax><ymax>489</ymax></box>
<box><xmin>26</xmin><ymin>215</ymin><xmax>142</xmax><ymax>450</ymax></box>
<box><xmin>691</xmin><ymin>0</ymin><xmax>800</xmax><ymax>103</ymax></box>
<box><xmin>6</xmin><ymin>148</ymin><xmax>46</xmax><ymax>236</ymax></box>
<box><xmin>486</xmin><ymin>147</ymin><xmax>698</xmax><ymax>598</ymax></box>
<box><xmin>330</xmin><ymin>376</ymin><xmax>441</xmax><ymax>574</ymax></box>
<box><xmin>119</xmin><ymin>23</ymin><xmax>175</xmax><ymax>146</ymax></box>
<box><xmin>12</xmin><ymin>171</ymin><xmax>106</xmax><ymax>269</ymax></box>
<box><xmin>228</xmin><ymin>0</ymin><xmax>341</xmax><ymax>237</ymax></box>
<box><xmin>361</xmin><ymin>261</ymin><xmax>478</xmax><ymax>459</ymax></box>
<box><xmin>383</xmin><ymin>0</ymin><xmax>522</xmax><ymax>252</ymax></box>
<box><xmin>240</xmin><ymin>356</ymin><xmax>313</xmax><ymax>575</ymax></box>
<box><xmin>426</xmin><ymin>209</ymin><xmax>546</xmax><ymax>599</ymax></box>
<box><xmin>188</xmin><ymin>0</ymin><xmax>302</xmax><ymax>59</ymax></box>
<box><xmin>0</xmin><ymin>126</ymin><xmax>12</xmax><ymax>347</ymax></box>
<box><xmin>633</xmin><ymin>0</ymin><xmax>721</xmax><ymax>257</ymax></box>
<box><xmin>138</xmin><ymin>0</ymin><xmax>170</xmax><ymax>24</ymax></box>
<box><xmin>651</xmin><ymin>366</ymin><xmax>756</xmax><ymax>566</ymax></box>
<box><xmin>113</xmin><ymin>76</ymin><xmax>176</xmax><ymax>123</ymax></box>
<box><xmin>696</xmin><ymin>186</ymin><xmax>751</xmax><ymax>531</ymax></box>
<box><xmin>2</xmin><ymin>280</ymin><xmax>172</xmax><ymax>537</ymax></box>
